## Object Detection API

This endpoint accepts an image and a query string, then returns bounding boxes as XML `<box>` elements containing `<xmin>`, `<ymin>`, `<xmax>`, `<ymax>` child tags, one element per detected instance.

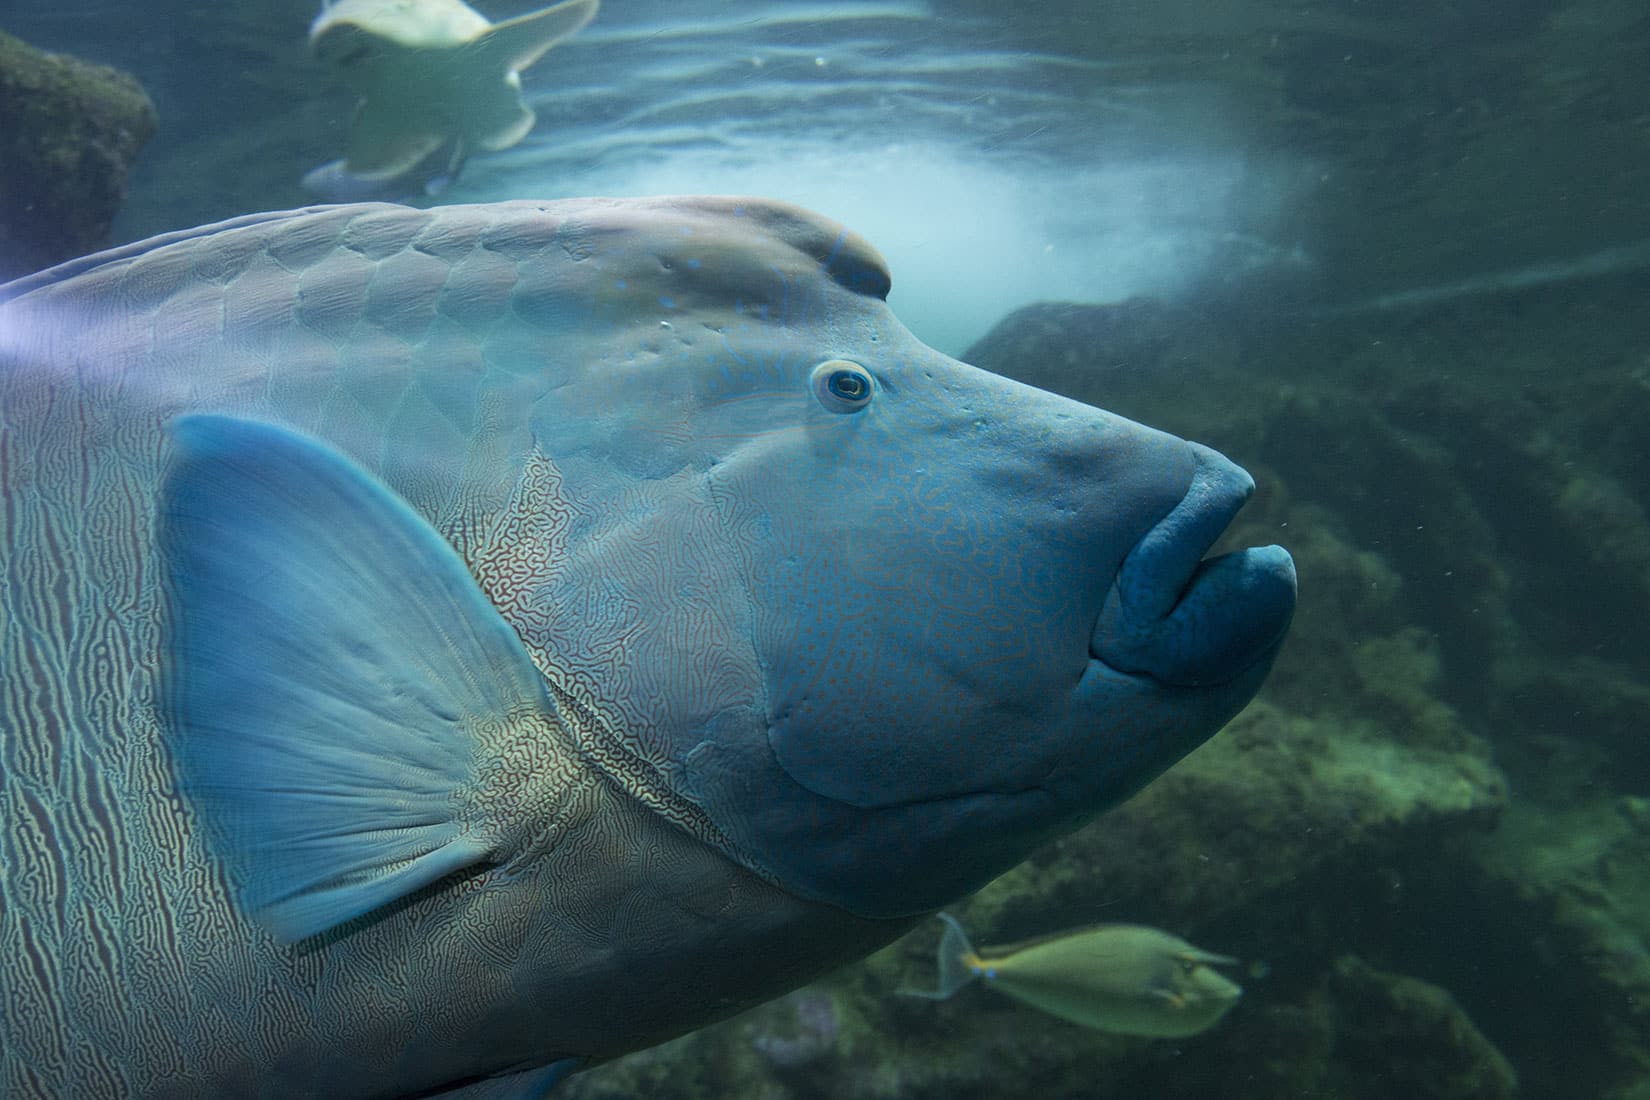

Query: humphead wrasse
<box><xmin>0</xmin><ymin>197</ymin><xmax>1295</xmax><ymax>1097</ymax></box>
<box><xmin>908</xmin><ymin>912</ymin><xmax>1244</xmax><ymax>1038</ymax></box>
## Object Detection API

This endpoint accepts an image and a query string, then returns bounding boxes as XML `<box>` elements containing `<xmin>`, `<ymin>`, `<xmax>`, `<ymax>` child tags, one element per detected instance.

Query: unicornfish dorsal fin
<box><xmin>157</xmin><ymin>414</ymin><xmax>556</xmax><ymax>942</ymax></box>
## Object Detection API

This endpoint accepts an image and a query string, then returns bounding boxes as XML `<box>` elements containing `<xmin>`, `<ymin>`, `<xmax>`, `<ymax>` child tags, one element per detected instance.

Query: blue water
<box><xmin>13</xmin><ymin>0</ymin><xmax>1650</xmax><ymax>353</ymax></box>
<box><xmin>7</xmin><ymin>0</ymin><xmax>1313</xmax><ymax>355</ymax></box>
<box><xmin>443</xmin><ymin>1</ymin><xmax>1312</xmax><ymax>352</ymax></box>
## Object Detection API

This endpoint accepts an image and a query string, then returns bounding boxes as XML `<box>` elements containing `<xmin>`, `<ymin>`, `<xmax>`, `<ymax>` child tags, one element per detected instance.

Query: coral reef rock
<box><xmin>0</xmin><ymin>30</ymin><xmax>156</xmax><ymax>281</ymax></box>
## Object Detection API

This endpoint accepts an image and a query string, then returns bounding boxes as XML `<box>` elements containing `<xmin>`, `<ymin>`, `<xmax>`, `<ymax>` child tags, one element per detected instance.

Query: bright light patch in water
<box><xmin>442</xmin><ymin>1</ymin><xmax>1312</xmax><ymax>355</ymax></box>
<box><xmin>461</xmin><ymin>140</ymin><xmax>1296</xmax><ymax>355</ymax></box>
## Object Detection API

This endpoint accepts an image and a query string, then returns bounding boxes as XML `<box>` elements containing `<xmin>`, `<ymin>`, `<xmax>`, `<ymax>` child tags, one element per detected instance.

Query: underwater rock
<box><xmin>1443</xmin><ymin>794</ymin><xmax>1650</xmax><ymax>1099</ymax></box>
<box><xmin>962</xmin><ymin>695</ymin><xmax>1505</xmax><ymax>940</ymax></box>
<box><xmin>1320</xmin><ymin>955</ymin><xmax>1519</xmax><ymax>1100</ymax></box>
<box><xmin>0</xmin><ymin>30</ymin><xmax>156</xmax><ymax>281</ymax></box>
<box><xmin>1143</xmin><ymin>955</ymin><xmax>1518</xmax><ymax>1100</ymax></box>
<box><xmin>750</xmin><ymin>989</ymin><xmax>841</xmax><ymax>1071</ymax></box>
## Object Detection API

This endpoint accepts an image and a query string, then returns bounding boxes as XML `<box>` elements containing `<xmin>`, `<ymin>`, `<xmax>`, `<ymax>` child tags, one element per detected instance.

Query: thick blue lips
<box><xmin>1093</xmin><ymin>443</ymin><xmax>1297</xmax><ymax>687</ymax></box>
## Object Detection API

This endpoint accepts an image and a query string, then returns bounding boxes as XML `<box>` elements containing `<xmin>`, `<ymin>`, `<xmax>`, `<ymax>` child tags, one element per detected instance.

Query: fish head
<box><xmin>1152</xmin><ymin>949</ymin><xmax>1245</xmax><ymax>1035</ymax></box>
<box><xmin>501</xmin><ymin>197</ymin><xmax>1295</xmax><ymax>919</ymax></box>
<box><xmin>309</xmin><ymin>0</ymin><xmax>489</xmax><ymax>64</ymax></box>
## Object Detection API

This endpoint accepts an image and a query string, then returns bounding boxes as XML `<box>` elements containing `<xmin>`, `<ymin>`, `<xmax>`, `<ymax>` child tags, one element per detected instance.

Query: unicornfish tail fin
<box><xmin>899</xmin><ymin>911</ymin><xmax>981</xmax><ymax>1000</ymax></box>
<box><xmin>478</xmin><ymin>0</ymin><xmax>599</xmax><ymax>73</ymax></box>
<box><xmin>157</xmin><ymin>414</ymin><xmax>558</xmax><ymax>943</ymax></box>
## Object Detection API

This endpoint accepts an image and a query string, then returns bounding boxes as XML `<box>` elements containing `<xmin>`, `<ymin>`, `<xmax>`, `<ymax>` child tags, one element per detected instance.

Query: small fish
<box><xmin>306</xmin><ymin>0</ymin><xmax>598</xmax><ymax>191</ymax></box>
<box><xmin>907</xmin><ymin>912</ymin><xmax>1244</xmax><ymax>1038</ymax></box>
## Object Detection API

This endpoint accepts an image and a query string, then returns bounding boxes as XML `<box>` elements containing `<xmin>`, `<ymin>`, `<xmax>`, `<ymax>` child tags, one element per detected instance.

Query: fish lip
<box><xmin>1090</xmin><ymin>443</ymin><xmax>1296</xmax><ymax>688</ymax></box>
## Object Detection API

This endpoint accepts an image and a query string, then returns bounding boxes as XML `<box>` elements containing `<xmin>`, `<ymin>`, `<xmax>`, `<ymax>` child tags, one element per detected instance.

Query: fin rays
<box><xmin>157</xmin><ymin>414</ymin><xmax>553</xmax><ymax>942</ymax></box>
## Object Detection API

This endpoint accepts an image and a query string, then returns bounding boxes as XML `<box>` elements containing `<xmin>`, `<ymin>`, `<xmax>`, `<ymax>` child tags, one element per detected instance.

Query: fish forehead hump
<box><xmin>0</xmin><ymin>196</ymin><xmax>891</xmax><ymax>444</ymax></box>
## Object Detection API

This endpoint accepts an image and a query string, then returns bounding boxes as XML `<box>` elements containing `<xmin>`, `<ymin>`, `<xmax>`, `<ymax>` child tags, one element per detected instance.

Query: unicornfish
<box><xmin>907</xmin><ymin>913</ymin><xmax>1244</xmax><ymax>1038</ymax></box>
<box><xmin>0</xmin><ymin>195</ymin><xmax>1294</xmax><ymax>1096</ymax></box>
<box><xmin>304</xmin><ymin>0</ymin><xmax>598</xmax><ymax>197</ymax></box>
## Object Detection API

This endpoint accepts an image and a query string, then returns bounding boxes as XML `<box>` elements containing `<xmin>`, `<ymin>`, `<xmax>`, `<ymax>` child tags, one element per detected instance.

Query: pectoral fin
<box><xmin>344</xmin><ymin>96</ymin><xmax>448</xmax><ymax>179</ymax></box>
<box><xmin>157</xmin><ymin>414</ymin><xmax>554</xmax><ymax>942</ymax></box>
<box><xmin>478</xmin><ymin>0</ymin><xmax>599</xmax><ymax>73</ymax></box>
<box><xmin>472</xmin><ymin>100</ymin><xmax>537</xmax><ymax>153</ymax></box>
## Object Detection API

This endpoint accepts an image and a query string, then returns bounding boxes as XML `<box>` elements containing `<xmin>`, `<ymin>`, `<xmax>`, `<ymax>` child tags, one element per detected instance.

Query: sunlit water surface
<box><xmin>439</xmin><ymin>1</ymin><xmax>1314</xmax><ymax>353</ymax></box>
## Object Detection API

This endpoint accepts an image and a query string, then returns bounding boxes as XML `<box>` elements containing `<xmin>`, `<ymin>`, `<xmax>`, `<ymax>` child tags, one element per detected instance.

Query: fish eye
<box><xmin>811</xmin><ymin>360</ymin><xmax>874</xmax><ymax>414</ymax></box>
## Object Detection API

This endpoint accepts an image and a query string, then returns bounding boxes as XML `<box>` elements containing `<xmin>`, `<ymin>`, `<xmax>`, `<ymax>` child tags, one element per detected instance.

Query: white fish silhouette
<box><xmin>306</xmin><ymin>0</ymin><xmax>598</xmax><ymax>193</ymax></box>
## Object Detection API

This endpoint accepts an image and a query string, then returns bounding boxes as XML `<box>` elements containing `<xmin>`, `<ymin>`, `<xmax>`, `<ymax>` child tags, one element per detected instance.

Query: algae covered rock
<box><xmin>1449</xmin><ymin>794</ymin><xmax>1650</xmax><ymax>1098</ymax></box>
<box><xmin>0</xmin><ymin>30</ymin><xmax>156</xmax><ymax>281</ymax></box>
<box><xmin>964</xmin><ymin>695</ymin><xmax>1503</xmax><ymax>940</ymax></box>
<box><xmin>1319</xmin><ymin>955</ymin><xmax>1519</xmax><ymax>1100</ymax></box>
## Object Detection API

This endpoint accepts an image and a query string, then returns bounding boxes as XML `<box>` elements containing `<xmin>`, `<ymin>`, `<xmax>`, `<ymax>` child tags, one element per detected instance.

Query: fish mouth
<box><xmin>1091</xmin><ymin>443</ymin><xmax>1296</xmax><ymax>687</ymax></box>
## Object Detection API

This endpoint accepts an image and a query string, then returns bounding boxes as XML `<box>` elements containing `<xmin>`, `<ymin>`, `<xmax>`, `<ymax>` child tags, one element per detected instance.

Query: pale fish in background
<box><xmin>0</xmin><ymin>196</ymin><xmax>1293</xmax><ymax>1097</ymax></box>
<box><xmin>304</xmin><ymin>0</ymin><xmax>598</xmax><ymax>198</ymax></box>
<box><xmin>907</xmin><ymin>912</ymin><xmax>1245</xmax><ymax>1038</ymax></box>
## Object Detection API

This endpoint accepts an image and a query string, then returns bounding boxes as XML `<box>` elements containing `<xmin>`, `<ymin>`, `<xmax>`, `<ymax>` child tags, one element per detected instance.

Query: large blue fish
<box><xmin>0</xmin><ymin>197</ymin><xmax>1295</xmax><ymax>1098</ymax></box>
